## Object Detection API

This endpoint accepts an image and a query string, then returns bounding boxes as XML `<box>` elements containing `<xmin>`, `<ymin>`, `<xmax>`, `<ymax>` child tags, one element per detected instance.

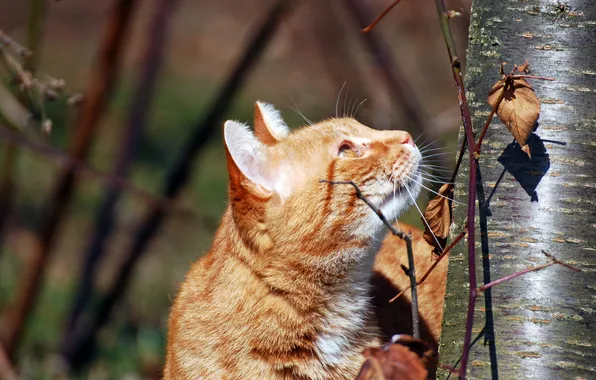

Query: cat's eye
<box><xmin>338</xmin><ymin>141</ymin><xmax>360</xmax><ymax>158</ymax></box>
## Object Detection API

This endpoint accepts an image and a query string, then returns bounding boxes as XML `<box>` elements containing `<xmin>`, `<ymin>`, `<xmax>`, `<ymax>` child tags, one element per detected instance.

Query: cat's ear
<box><xmin>254</xmin><ymin>101</ymin><xmax>289</xmax><ymax>145</ymax></box>
<box><xmin>224</xmin><ymin>120</ymin><xmax>273</xmax><ymax>199</ymax></box>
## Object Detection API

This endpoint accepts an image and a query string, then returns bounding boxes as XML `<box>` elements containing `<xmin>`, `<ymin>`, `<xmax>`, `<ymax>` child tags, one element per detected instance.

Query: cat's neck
<box><xmin>210</xmin><ymin>207</ymin><xmax>382</xmax><ymax>372</ymax></box>
<box><xmin>214</xmin><ymin>206</ymin><xmax>384</xmax><ymax>305</ymax></box>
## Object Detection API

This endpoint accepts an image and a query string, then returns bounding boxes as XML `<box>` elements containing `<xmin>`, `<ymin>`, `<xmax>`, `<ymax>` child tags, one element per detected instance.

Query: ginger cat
<box><xmin>165</xmin><ymin>102</ymin><xmax>448</xmax><ymax>379</ymax></box>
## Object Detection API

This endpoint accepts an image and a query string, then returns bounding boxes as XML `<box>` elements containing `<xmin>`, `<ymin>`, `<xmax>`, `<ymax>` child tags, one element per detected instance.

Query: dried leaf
<box><xmin>422</xmin><ymin>183</ymin><xmax>454</xmax><ymax>253</ymax></box>
<box><xmin>516</xmin><ymin>60</ymin><xmax>530</xmax><ymax>73</ymax></box>
<box><xmin>521</xmin><ymin>144</ymin><xmax>531</xmax><ymax>158</ymax></box>
<box><xmin>488</xmin><ymin>77</ymin><xmax>540</xmax><ymax>146</ymax></box>
<box><xmin>356</xmin><ymin>343</ymin><xmax>428</xmax><ymax>380</ymax></box>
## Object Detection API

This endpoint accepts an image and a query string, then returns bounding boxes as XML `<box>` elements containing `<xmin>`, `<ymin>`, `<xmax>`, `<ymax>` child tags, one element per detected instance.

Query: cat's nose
<box><xmin>400</xmin><ymin>132</ymin><xmax>415</xmax><ymax>147</ymax></box>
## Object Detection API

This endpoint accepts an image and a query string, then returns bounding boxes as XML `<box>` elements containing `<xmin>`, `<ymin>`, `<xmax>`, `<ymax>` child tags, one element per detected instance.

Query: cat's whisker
<box><xmin>414</xmin><ymin>129</ymin><xmax>427</xmax><ymax>144</ymax></box>
<box><xmin>419</xmin><ymin>175</ymin><xmax>453</xmax><ymax>185</ymax></box>
<box><xmin>354</xmin><ymin>98</ymin><xmax>367</xmax><ymax>117</ymax></box>
<box><xmin>346</xmin><ymin>96</ymin><xmax>353</xmax><ymax>118</ymax></box>
<box><xmin>419</xmin><ymin>146</ymin><xmax>452</xmax><ymax>154</ymax></box>
<box><xmin>405</xmin><ymin>174</ymin><xmax>464</xmax><ymax>205</ymax></box>
<box><xmin>417</xmin><ymin>137</ymin><xmax>441</xmax><ymax>152</ymax></box>
<box><xmin>419</xmin><ymin>170</ymin><xmax>450</xmax><ymax>182</ymax></box>
<box><xmin>403</xmin><ymin>182</ymin><xmax>444</xmax><ymax>253</ymax></box>
<box><xmin>416</xmin><ymin>136</ymin><xmax>435</xmax><ymax>152</ymax></box>
<box><xmin>349</xmin><ymin>96</ymin><xmax>358</xmax><ymax>118</ymax></box>
<box><xmin>336</xmin><ymin>82</ymin><xmax>346</xmax><ymax>118</ymax></box>
<box><xmin>418</xmin><ymin>165</ymin><xmax>452</xmax><ymax>174</ymax></box>
<box><xmin>422</xmin><ymin>151</ymin><xmax>456</xmax><ymax>159</ymax></box>
<box><xmin>343</xmin><ymin>88</ymin><xmax>349</xmax><ymax>118</ymax></box>
<box><xmin>290</xmin><ymin>98</ymin><xmax>314</xmax><ymax>126</ymax></box>
<box><xmin>420</xmin><ymin>168</ymin><xmax>450</xmax><ymax>177</ymax></box>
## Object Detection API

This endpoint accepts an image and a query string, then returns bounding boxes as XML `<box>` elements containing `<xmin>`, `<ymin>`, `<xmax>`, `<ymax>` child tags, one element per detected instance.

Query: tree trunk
<box><xmin>439</xmin><ymin>1</ymin><xmax>596</xmax><ymax>378</ymax></box>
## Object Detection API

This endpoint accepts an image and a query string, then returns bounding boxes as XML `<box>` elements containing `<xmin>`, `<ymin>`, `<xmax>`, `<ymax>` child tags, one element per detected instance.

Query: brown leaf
<box><xmin>356</xmin><ymin>343</ymin><xmax>428</xmax><ymax>380</ymax></box>
<box><xmin>422</xmin><ymin>183</ymin><xmax>454</xmax><ymax>253</ymax></box>
<box><xmin>488</xmin><ymin>77</ymin><xmax>540</xmax><ymax>146</ymax></box>
<box><xmin>521</xmin><ymin>144</ymin><xmax>531</xmax><ymax>158</ymax></box>
<box><xmin>516</xmin><ymin>60</ymin><xmax>530</xmax><ymax>73</ymax></box>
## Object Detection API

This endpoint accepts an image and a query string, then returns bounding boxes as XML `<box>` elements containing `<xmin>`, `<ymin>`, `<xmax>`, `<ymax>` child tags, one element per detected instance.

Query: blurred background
<box><xmin>0</xmin><ymin>0</ymin><xmax>470</xmax><ymax>378</ymax></box>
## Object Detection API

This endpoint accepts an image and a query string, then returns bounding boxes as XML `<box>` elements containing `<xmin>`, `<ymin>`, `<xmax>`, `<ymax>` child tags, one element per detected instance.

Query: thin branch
<box><xmin>360</xmin><ymin>0</ymin><xmax>405</xmax><ymax>33</ymax></box>
<box><xmin>478</xmin><ymin>251</ymin><xmax>580</xmax><ymax>293</ymax></box>
<box><xmin>433</xmin><ymin>1</ymin><xmax>478</xmax><ymax>377</ymax></box>
<box><xmin>0</xmin><ymin>30</ymin><xmax>31</xmax><ymax>57</ymax></box>
<box><xmin>2</xmin><ymin>0</ymin><xmax>139</xmax><ymax>357</ymax></box>
<box><xmin>0</xmin><ymin>32</ymin><xmax>81</xmax><ymax>105</ymax></box>
<box><xmin>478</xmin><ymin>262</ymin><xmax>555</xmax><ymax>293</ymax></box>
<box><xmin>542</xmin><ymin>250</ymin><xmax>581</xmax><ymax>273</ymax></box>
<box><xmin>320</xmin><ymin>179</ymin><xmax>419</xmax><ymax>339</ymax></box>
<box><xmin>389</xmin><ymin>228</ymin><xmax>466</xmax><ymax>303</ymax></box>
<box><xmin>512</xmin><ymin>74</ymin><xmax>555</xmax><ymax>81</ymax></box>
<box><xmin>450</xmin><ymin>135</ymin><xmax>467</xmax><ymax>184</ymax></box>
<box><xmin>60</xmin><ymin>0</ymin><xmax>296</xmax><ymax>369</ymax></box>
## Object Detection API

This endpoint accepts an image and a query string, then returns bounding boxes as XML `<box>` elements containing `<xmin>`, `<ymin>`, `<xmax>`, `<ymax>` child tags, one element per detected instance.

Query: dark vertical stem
<box><xmin>433</xmin><ymin>0</ymin><xmax>478</xmax><ymax>377</ymax></box>
<box><xmin>60</xmin><ymin>0</ymin><xmax>296</xmax><ymax>370</ymax></box>
<box><xmin>405</xmin><ymin>235</ymin><xmax>420</xmax><ymax>339</ymax></box>
<box><xmin>1</xmin><ymin>0</ymin><xmax>138</xmax><ymax>359</ymax></box>
<box><xmin>61</xmin><ymin>0</ymin><xmax>178</xmax><ymax>351</ymax></box>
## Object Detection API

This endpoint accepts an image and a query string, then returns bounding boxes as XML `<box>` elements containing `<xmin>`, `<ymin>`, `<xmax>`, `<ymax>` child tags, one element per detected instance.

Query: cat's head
<box><xmin>223</xmin><ymin>102</ymin><xmax>421</xmax><ymax>268</ymax></box>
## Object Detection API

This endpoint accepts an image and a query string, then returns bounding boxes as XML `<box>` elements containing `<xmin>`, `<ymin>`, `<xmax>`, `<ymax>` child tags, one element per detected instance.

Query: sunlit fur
<box><xmin>164</xmin><ymin>104</ymin><xmax>449</xmax><ymax>379</ymax></box>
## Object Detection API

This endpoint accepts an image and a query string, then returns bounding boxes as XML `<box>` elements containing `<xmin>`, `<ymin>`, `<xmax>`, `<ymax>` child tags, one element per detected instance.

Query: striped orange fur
<box><xmin>164</xmin><ymin>102</ymin><xmax>447</xmax><ymax>379</ymax></box>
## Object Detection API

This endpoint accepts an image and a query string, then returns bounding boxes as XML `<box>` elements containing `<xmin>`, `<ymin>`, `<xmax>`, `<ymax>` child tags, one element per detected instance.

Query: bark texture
<box><xmin>439</xmin><ymin>1</ymin><xmax>596</xmax><ymax>378</ymax></box>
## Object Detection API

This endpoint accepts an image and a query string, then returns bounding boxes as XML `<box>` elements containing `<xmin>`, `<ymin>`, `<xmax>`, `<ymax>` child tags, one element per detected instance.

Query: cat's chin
<box><xmin>378</xmin><ymin>174</ymin><xmax>422</xmax><ymax>222</ymax></box>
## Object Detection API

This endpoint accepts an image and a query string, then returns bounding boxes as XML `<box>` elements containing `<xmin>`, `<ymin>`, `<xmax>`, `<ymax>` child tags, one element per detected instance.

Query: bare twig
<box><xmin>61</xmin><ymin>0</ymin><xmax>179</xmax><ymax>350</ymax></box>
<box><xmin>450</xmin><ymin>135</ymin><xmax>467</xmax><ymax>184</ymax></box>
<box><xmin>433</xmin><ymin>1</ymin><xmax>478</xmax><ymax>377</ymax></box>
<box><xmin>0</xmin><ymin>31</ymin><xmax>80</xmax><ymax>105</ymax></box>
<box><xmin>389</xmin><ymin>228</ymin><xmax>466</xmax><ymax>303</ymax></box>
<box><xmin>360</xmin><ymin>0</ymin><xmax>405</xmax><ymax>33</ymax></box>
<box><xmin>542</xmin><ymin>250</ymin><xmax>581</xmax><ymax>273</ymax></box>
<box><xmin>60</xmin><ymin>0</ymin><xmax>296</xmax><ymax>369</ymax></box>
<box><xmin>0</xmin><ymin>30</ymin><xmax>31</xmax><ymax>57</ymax></box>
<box><xmin>320</xmin><ymin>179</ymin><xmax>420</xmax><ymax>339</ymax></box>
<box><xmin>512</xmin><ymin>74</ymin><xmax>555</xmax><ymax>81</ymax></box>
<box><xmin>478</xmin><ymin>251</ymin><xmax>580</xmax><ymax>293</ymax></box>
<box><xmin>1</xmin><ymin>0</ymin><xmax>139</xmax><ymax>357</ymax></box>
